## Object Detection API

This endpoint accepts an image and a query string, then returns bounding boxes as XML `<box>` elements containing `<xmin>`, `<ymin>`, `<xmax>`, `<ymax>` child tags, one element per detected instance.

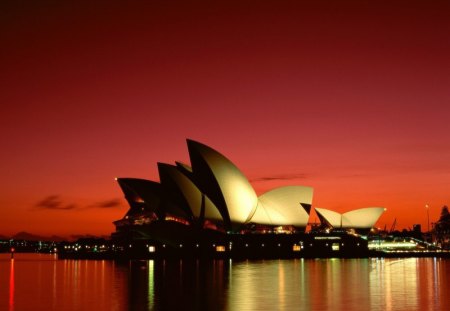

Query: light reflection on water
<box><xmin>0</xmin><ymin>254</ymin><xmax>448</xmax><ymax>310</ymax></box>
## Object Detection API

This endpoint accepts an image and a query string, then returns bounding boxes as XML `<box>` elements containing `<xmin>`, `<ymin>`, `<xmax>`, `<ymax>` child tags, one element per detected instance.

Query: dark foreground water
<box><xmin>0</xmin><ymin>254</ymin><xmax>449</xmax><ymax>311</ymax></box>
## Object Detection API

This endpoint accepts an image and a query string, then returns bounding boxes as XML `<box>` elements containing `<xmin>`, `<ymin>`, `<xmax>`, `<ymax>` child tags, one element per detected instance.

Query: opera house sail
<box><xmin>315</xmin><ymin>207</ymin><xmax>386</xmax><ymax>234</ymax></box>
<box><xmin>111</xmin><ymin>139</ymin><xmax>385</xmax><ymax>258</ymax></box>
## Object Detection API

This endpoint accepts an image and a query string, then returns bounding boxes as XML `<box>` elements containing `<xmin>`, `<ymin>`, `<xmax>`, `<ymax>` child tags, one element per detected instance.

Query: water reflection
<box><xmin>0</xmin><ymin>254</ymin><xmax>449</xmax><ymax>310</ymax></box>
<box><xmin>138</xmin><ymin>259</ymin><xmax>229</xmax><ymax>310</ymax></box>
<box><xmin>368</xmin><ymin>258</ymin><xmax>449</xmax><ymax>311</ymax></box>
<box><xmin>9</xmin><ymin>259</ymin><xmax>14</xmax><ymax>311</ymax></box>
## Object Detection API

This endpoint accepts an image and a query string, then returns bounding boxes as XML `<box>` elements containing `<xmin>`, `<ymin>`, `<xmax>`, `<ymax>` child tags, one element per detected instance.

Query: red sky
<box><xmin>1</xmin><ymin>0</ymin><xmax>449</xmax><ymax>237</ymax></box>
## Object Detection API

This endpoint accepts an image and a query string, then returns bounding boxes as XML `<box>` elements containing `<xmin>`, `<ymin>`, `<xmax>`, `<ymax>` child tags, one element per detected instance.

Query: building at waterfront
<box><xmin>113</xmin><ymin>139</ymin><xmax>315</xmax><ymax>237</ymax></box>
<box><xmin>111</xmin><ymin>139</ymin><xmax>385</xmax><ymax>257</ymax></box>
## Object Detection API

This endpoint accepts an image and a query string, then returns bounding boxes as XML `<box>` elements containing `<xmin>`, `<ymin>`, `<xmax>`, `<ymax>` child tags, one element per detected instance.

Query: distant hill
<box><xmin>12</xmin><ymin>231</ymin><xmax>48</xmax><ymax>241</ymax></box>
<box><xmin>11</xmin><ymin>232</ymin><xmax>66</xmax><ymax>242</ymax></box>
<box><xmin>0</xmin><ymin>231</ymin><xmax>109</xmax><ymax>242</ymax></box>
<box><xmin>48</xmin><ymin>235</ymin><xmax>67</xmax><ymax>242</ymax></box>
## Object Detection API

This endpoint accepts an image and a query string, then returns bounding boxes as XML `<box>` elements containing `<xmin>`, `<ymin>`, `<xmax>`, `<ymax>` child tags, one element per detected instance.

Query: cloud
<box><xmin>34</xmin><ymin>196</ymin><xmax>121</xmax><ymax>211</ymax></box>
<box><xmin>251</xmin><ymin>173</ymin><xmax>308</xmax><ymax>182</ymax></box>
<box><xmin>88</xmin><ymin>199</ymin><xmax>121</xmax><ymax>209</ymax></box>
<box><xmin>34</xmin><ymin>195</ymin><xmax>77</xmax><ymax>210</ymax></box>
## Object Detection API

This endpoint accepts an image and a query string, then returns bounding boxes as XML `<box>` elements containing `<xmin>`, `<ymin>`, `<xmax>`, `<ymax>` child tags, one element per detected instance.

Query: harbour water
<box><xmin>0</xmin><ymin>253</ymin><xmax>448</xmax><ymax>310</ymax></box>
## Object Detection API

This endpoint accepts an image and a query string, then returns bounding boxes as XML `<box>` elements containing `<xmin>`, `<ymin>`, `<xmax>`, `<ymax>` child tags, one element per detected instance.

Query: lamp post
<box><xmin>425</xmin><ymin>204</ymin><xmax>430</xmax><ymax>233</ymax></box>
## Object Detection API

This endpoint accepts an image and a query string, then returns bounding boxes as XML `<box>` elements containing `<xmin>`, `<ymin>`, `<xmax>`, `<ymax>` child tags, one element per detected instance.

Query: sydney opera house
<box><xmin>112</xmin><ymin>139</ymin><xmax>385</xmax><ymax>258</ymax></box>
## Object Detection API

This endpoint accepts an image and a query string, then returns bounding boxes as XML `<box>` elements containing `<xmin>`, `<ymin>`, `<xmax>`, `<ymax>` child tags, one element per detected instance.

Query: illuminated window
<box><xmin>293</xmin><ymin>244</ymin><xmax>301</xmax><ymax>252</ymax></box>
<box><xmin>332</xmin><ymin>243</ymin><xmax>340</xmax><ymax>251</ymax></box>
<box><xmin>216</xmin><ymin>245</ymin><xmax>226</xmax><ymax>252</ymax></box>
<box><xmin>148</xmin><ymin>246</ymin><xmax>155</xmax><ymax>253</ymax></box>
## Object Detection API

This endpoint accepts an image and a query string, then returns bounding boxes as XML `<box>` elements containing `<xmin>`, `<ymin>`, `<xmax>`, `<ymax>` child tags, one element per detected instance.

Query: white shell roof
<box><xmin>342</xmin><ymin>207</ymin><xmax>386</xmax><ymax>228</ymax></box>
<box><xmin>250</xmin><ymin>186</ymin><xmax>313</xmax><ymax>227</ymax></box>
<box><xmin>314</xmin><ymin>208</ymin><xmax>342</xmax><ymax>227</ymax></box>
<box><xmin>315</xmin><ymin>207</ymin><xmax>385</xmax><ymax>229</ymax></box>
<box><xmin>188</xmin><ymin>140</ymin><xmax>258</xmax><ymax>226</ymax></box>
<box><xmin>159</xmin><ymin>164</ymin><xmax>222</xmax><ymax>221</ymax></box>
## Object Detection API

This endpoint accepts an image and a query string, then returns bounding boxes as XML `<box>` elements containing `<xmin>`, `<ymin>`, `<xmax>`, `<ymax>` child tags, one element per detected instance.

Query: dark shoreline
<box><xmin>2</xmin><ymin>250</ymin><xmax>449</xmax><ymax>260</ymax></box>
<box><xmin>4</xmin><ymin>231</ymin><xmax>449</xmax><ymax>260</ymax></box>
<box><xmin>56</xmin><ymin>250</ymin><xmax>450</xmax><ymax>260</ymax></box>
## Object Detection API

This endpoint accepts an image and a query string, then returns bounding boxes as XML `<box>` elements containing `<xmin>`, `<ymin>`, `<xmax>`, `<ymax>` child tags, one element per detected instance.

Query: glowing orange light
<box><xmin>9</xmin><ymin>259</ymin><xmax>14</xmax><ymax>310</ymax></box>
<box><xmin>215</xmin><ymin>245</ymin><xmax>226</xmax><ymax>252</ymax></box>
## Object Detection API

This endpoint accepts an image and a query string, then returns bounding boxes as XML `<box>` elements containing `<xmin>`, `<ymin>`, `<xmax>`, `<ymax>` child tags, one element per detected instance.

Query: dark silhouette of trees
<box><xmin>434</xmin><ymin>205</ymin><xmax>450</xmax><ymax>249</ymax></box>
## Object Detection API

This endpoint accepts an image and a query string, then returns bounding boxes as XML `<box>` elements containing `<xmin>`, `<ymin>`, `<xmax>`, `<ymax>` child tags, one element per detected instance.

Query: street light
<box><xmin>425</xmin><ymin>204</ymin><xmax>430</xmax><ymax>234</ymax></box>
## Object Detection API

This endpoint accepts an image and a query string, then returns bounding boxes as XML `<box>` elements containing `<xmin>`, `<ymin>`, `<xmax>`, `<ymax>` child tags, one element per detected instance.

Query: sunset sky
<box><xmin>1</xmin><ymin>0</ymin><xmax>449</xmax><ymax>237</ymax></box>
